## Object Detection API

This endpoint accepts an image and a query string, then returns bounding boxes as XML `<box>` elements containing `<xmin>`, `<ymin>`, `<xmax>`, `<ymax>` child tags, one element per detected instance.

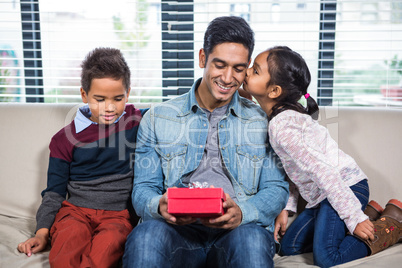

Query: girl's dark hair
<box><xmin>80</xmin><ymin>47</ymin><xmax>131</xmax><ymax>94</ymax></box>
<box><xmin>266</xmin><ymin>46</ymin><xmax>319</xmax><ymax>120</ymax></box>
<box><xmin>203</xmin><ymin>16</ymin><xmax>255</xmax><ymax>62</ymax></box>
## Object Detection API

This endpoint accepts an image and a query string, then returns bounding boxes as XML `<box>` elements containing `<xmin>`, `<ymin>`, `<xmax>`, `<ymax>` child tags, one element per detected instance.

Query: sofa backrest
<box><xmin>0</xmin><ymin>103</ymin><xmax>401</xmax><ymax>219</ymax></box>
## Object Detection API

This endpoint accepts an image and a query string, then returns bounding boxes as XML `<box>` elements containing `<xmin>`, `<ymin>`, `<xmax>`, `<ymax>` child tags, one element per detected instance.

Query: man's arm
<box><xmin>237</xmin><ymin>148</ymin><xmax>289</xmax><ymax>227</ymax></box>
<box><xmin>132</xmin><ymin>108</ymin><xmax>200</xmax><ymax>225</ymax></box>
<box><xmin>202</xmin><ymin>147</ymin><xmax>288</xmax><ymax>229</ymax></box>
<box><xmin>132</xmin><ymin>108</ymin><xmax>165</xmax><ymax>221</ymax></box>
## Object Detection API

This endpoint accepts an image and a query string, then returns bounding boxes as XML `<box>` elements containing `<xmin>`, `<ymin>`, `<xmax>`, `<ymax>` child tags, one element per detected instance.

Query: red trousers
<box><xmin>49</xmin><ymin>201</ymin><xmax>133</xmax><ymax>268</ymax></box>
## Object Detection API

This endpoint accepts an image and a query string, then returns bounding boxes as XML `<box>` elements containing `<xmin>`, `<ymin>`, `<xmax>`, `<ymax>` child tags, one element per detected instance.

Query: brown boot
<box><xmin>364</xmin><ymin>199</ymin><xmax>402</xmax><ymax>255</ymax></box>
<box><xmin>364</xmin><ymin>200</ymin><xmax>384</xmax><ymax>221</ymax></box>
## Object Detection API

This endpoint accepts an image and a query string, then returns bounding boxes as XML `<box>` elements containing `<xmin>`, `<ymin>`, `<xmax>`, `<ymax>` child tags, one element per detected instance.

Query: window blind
<box><xmin>0</xmin><ymin>0</ymin><xmax>401</xmax><ymax>107</ymax></box>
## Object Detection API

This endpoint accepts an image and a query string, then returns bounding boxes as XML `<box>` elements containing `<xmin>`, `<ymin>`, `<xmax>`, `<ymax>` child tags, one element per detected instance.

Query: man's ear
<box><xmin>80</xmin><ymin>88</ymin><xmax>88</xmax><ymax>103</ymax></box>
<box><xmin>199</xmin><ymin>48</ymin><xmax>206</xmax><ymax>68</ymax></box>
<box><xmin>268</xmin><ymin>85</ymin><xmax>282</xmax><ymax>99</ymax></box>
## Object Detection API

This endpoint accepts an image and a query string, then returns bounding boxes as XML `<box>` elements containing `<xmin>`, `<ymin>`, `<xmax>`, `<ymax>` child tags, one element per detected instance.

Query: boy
<box><xmin>18</xmin><ymin>47</ymin><xmax>146</xmax><ymax>268</ymax></box>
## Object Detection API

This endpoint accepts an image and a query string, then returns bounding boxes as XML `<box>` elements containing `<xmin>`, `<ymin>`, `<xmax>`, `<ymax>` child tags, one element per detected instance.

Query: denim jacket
<box><xmin>133</xmin><ymin>78</ymin><xmax>289</xmax><ymax>231</ymax></box>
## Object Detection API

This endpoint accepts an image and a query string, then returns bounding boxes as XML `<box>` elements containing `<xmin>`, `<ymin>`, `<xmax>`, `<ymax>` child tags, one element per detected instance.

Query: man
<box><xmin>123</xmin><ymin>16</ymin><xmax>289</xmax><ymax>268</ymax></box>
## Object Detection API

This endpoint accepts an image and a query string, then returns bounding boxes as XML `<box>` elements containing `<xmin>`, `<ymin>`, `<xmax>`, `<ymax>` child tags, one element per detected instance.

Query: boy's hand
<box><xmin>17</xmin><ymin>228</ymin><xmax>49</xmax><ymax>257</ymax></box>
<box><xmin>354</xmin><ymin>219</ymin><xmax>375</xmax><ymax>241</ymax></box>
<box><xmin>158</xmin><ymin>191</ymin><xmax>197</xmax><ymax>225</ymax></box>
<box><xmin>200</xmin><ymin>193</ymin><xmax>242</xmax><ymax>229</ymax></box>
<box><xmin>274</xmin><ymin>210</ymin><xmax>289</xmax><ymax>242</ymax></box>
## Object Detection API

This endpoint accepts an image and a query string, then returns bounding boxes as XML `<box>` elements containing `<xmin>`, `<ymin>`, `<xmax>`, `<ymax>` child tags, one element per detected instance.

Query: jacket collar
<box><xmin>179</xmin><ymin>78</ymin><xmax>244</xmax><ymax>119</ymax></box>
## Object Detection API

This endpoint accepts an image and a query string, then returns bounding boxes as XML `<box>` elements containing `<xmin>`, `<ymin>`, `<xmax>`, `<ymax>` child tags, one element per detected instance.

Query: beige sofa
<box><xmin>0</xmin><ymin>103</ymin><xmax>401</xmax><ymax>267</ymax></box>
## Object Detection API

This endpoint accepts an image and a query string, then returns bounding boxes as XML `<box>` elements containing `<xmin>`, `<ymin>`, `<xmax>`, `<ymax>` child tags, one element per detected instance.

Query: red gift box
<box><xmin>167</xmin><ymin>188</ymin><xmax>226</xmax><ymax>217</ymax></box>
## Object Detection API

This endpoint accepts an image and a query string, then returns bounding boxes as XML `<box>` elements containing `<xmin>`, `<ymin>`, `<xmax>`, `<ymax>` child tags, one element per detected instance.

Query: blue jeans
<box><xmin>280</xmin><ymin>179</ymin><xmax>370</xmax><ymax>268</ymax></box>
<box><xmin>123</xmin><ymin>220</ymin><xmax>276</xmax><ymax>268</ymax></box>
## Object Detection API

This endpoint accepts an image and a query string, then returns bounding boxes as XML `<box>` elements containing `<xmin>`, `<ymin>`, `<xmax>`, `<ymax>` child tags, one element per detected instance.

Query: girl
<box><xmin>242</xmin><ymin>46</ymin><xmax>401</xmax><ymax>267</ymax></box>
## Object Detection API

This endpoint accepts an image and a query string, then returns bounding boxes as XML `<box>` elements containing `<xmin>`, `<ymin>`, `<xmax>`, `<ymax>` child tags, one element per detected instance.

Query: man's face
<box><xmin>198</xmin><ymin>42</ymin><xmax>250</xmax><ymax>110</ymax></box>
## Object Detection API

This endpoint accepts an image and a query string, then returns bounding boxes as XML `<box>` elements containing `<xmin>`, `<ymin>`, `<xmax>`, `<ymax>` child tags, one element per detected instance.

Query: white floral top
<box><xmin>269</xmin><ymin>110</ymin><xmax>369</xmax><ymax>234</ymax></box>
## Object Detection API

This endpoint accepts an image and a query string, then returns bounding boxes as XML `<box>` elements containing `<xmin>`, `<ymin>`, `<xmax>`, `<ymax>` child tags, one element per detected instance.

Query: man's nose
<box><xmin>221</xmin><ymin>68</ymin><xmax>234</xmax><ymax>83</ymax></box>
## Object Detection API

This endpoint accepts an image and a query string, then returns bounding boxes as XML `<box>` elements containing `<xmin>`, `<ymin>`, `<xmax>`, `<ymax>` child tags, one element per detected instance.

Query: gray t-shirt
<box><xmin>183</xmin><ymin>104</ymin><xmax>237</xmax><ymax>201</ymax></box>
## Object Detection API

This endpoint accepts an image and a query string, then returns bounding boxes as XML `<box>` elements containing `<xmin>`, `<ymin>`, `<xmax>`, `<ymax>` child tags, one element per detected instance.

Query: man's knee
<box><xmin>232</xmin><ymin>224</ymin><xmax>275</xmax><ymax>249</ymax></box>
<box><xmin>128</xmin><ymin>220</ymin><xmax>170</xmax><ymax>243</ymax></box>
<box><xmin>124</xmin><ymin>220</ymin><xmax>175</xmax><ymax>267</ymax></box>
<box><xmin>216</xmin><ymin>224</ymin><xmax>276</xmax><ymax>267</ymax></box>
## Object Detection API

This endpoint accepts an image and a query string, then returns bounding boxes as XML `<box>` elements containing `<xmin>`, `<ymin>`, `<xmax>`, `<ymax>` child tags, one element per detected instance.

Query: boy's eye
<box><xmin>96</xmin><ymin>99</ymin><xmax>104</xmax><ymax>102</ymax></box>
<box><xmin>115</xmin><ymin>98</ymin><xmax>123</xmax><ymax>101</ymax></box>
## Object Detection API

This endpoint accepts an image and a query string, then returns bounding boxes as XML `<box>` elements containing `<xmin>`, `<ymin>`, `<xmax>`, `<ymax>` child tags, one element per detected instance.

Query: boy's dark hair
<box><xmin>266</xmin><ymin>46</ymin><xmax>319</xmax><ymax>120</ymax></box>
<box><xmin>203</xmin><ymin>16</ymin><xmax>255</xmax><ymax>63</ymax></box>
<box><xmin>81</xmin><ymin>47</ymin><xmax>131</xmax><ymax>94</ymax></box>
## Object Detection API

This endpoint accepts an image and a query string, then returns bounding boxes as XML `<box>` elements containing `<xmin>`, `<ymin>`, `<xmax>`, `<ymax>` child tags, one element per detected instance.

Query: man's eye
<box><xmin>235</xmin><ymin>68</ymin><xmax>245</xmax><ymax>73</ymax></box>
<box><xmin>215</xmin><ymin>64</ymin><xmax>225</xmax><ymax>69</ymax></box>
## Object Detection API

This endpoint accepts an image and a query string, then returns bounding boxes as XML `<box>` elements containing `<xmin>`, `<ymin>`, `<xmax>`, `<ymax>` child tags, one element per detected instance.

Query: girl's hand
<box><xmin>274</xmin><ymin>210</ymin><xmax>289</xmax><ymax>242</ymax></box>
<box><xmin>17</xmin><ymin>228</ymin><xmax>49</xmax><ymax>257</ymax></box>
<box><xmin>354</xmin><ymin>219</ymin><xmax>375</xmax><ymax>241</ymax></box>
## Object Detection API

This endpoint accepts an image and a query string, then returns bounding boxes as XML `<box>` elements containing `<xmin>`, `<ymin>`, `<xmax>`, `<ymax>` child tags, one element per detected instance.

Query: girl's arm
<box><xmin>274</xmin><ymin>210</ymin><xmax>289</xmax><ymax>242</ymax></box>
<box><xmin>284</xmin><ymin>178</ymin><xmax>299</xmax><ymax>215</ymax></box>
<box><xmin>269</xmin><ymin>112</ymin><xmax>368</xmax><ymax>234</ymax></box>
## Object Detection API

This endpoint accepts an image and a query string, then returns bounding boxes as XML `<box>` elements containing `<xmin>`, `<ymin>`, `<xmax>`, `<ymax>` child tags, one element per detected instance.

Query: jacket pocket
<box><xmin>235</xmin><ymin>144</ymin><xmax>267</xmax><ymax>194</ymax></box>
<box><xmin>155</xmin><ymin>144</ymin><xmax>188</xmax><ymax>187</ymax></box>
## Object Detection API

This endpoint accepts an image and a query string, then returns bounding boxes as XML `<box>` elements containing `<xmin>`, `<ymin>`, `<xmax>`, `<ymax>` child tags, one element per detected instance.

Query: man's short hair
<box><xmin>203</xmin><ymin>16</ymin><xmax>255</xmax><ymax>62</ymax></box>
<box><xmin>80</xmin><ymin>47</ymin><xmax>131</xmax><ymax>93</ymax></box>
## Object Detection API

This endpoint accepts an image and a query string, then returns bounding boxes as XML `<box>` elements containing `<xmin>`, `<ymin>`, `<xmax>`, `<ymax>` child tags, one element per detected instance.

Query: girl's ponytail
<box><xmin>305</xmin><ymin>94</ymin><xmax>319</xmax><ymax>120</ymax></box>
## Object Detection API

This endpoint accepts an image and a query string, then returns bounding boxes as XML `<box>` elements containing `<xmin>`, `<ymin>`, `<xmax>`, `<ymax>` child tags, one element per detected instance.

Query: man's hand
<box><xmin>353</xmin><ymin>219</ymin><xmax>375</xmax><ymax>241</ymax></box>
<box><xmin>159</xmin><ymin>192</ymin><xmax>197</xmax><ymax>225</ymax></box>
<box><xmin>200</xmin><ymin>193</ymin><xmax>242</xmax><ymax>229</ymax></box>
<box><xmin>17</xmin><ymin>228</ymin><xmax>49</xmax><ymax>257</ymax></box>
<box><xmin>274</xmin><ymin>210</ymin><xmax>289</xmax><ymax>242</ymax></box>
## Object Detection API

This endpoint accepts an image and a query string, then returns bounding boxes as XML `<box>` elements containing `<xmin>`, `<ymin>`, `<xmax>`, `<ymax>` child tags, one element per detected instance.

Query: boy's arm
<box><xmin>36</xmin><ymin>138</ymin><xmax>70</xmax><ymax>231</ymax></box>
<box><xmin>18</xmin><ymin>228</ymin><xmax>49</xmax><ymax>257</ymax></box>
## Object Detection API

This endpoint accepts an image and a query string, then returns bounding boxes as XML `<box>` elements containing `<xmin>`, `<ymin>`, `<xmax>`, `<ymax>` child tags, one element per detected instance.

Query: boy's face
<box><xmin>197</xmin><ymin>42</ymin><xmax>250</xmax><ymax>110</ymax></box>
<box><xmin>80</xmin><ymin>78</ymin><xmax>130</xmax><ymax>125</ymax></box>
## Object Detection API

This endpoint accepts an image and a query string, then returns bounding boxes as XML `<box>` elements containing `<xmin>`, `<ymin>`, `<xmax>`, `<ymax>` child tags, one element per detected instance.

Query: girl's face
<box><xmin>243</xmin><ymin>50</ymin><xmax>272</xmax><ymax>98</ymax></box>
